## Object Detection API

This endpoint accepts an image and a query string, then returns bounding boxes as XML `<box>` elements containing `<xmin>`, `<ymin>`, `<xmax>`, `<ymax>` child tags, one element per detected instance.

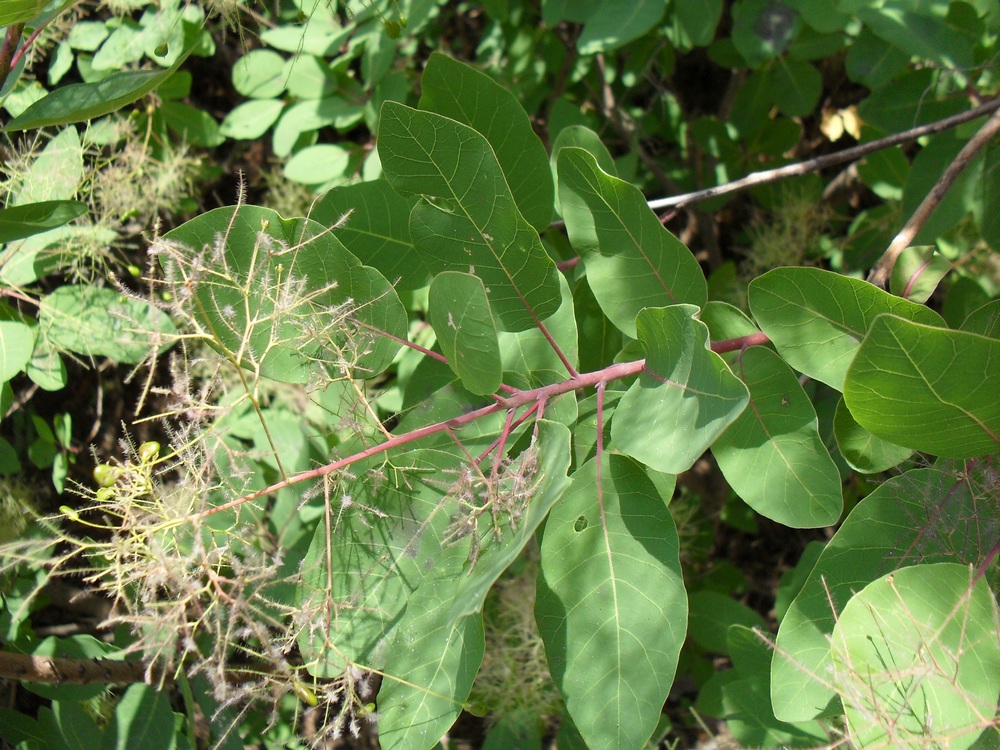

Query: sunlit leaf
<box><xmin>161</xmin><ymin>205</ymin><xmax>404</xmax><ymax>383</ymax></box>
<box><xmin>831</xmin><ymin>563</ymin><xmax>1000</xmax><ymax>750</ymax></box>
<box><xmin>0</xmin><ymin>200</ymin><xmax>87</xmax><ymax>243</ymax></box>
<box><xmin>749</xmin><ymin>267</ymin><xmax>944</xmax><ymax>390</ymax></box>
<box><xmin>844</xmin><ymin>315</ymin><xmax>1000</xmax><ymax>458</ymax></box>
<box><xmin>771</xmin><ymin>463</ymin><xmax>998</xmax><ymax>722</ymax></box>
<box><xmin>613</xmin><ymin>305</ymin><xmax>748</xmax><ymax>474</ymax></box>
<box><xmin>558</xmin><ymin>148</ymin><xmax>707</xmax><ymax>338</ymax></box>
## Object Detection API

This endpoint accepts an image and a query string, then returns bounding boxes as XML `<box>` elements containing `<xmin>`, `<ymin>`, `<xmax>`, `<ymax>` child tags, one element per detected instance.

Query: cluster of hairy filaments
<box><xmin>443</xmin><ymin>440</ymin><xmax>540</xmax><ymax>566</ymax></box>
<box><xmin>147</xmin><ymin>213</ymin><xmax>362</xmax><ymax>390</ymax></box>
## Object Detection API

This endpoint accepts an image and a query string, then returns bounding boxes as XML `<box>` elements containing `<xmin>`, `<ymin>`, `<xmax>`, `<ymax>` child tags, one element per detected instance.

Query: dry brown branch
<box><xmin>646</xmin><ymin>97</ymin><xmax>1000</xmax><ymax>212</ymax></box>
<box><xmin>867</xmin><ymin>104</ymin><xmax>1000</xmax><ymax>288</ymax></box>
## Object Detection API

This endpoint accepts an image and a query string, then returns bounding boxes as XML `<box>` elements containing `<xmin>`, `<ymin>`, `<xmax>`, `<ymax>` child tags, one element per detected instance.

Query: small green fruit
<box><xmin>384</xmin><ymin>19</ymin><xmax>401</xmax><ymax>39</ymax></box>
<box><xmin>94</xmin><ymin>464</ymin><xmax>122</xmax><ymax>487</ymax></box>
<box><xmin>138</xmin><ymin>441</ymin><xmax>161</xmax><ymax>462</ymax></box>
<box><xmin>154</xmin><ymin>42</ymin><xmax>169</xmax><ymax>57</ymax></box>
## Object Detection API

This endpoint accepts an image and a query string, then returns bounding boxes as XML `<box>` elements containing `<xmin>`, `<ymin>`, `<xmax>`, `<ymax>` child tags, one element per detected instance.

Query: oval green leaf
<box><xmin>536</xmin><ymin>454</ymin><xmax>685</xmax><ymax>750</ymax></box>
<box><xmin>0</xmin><ymin>200</ymin><xmax>87</xmax><ymax>244</ymax></box>
<box><xmin>612</xmin><ymin>305</ymin><xmax>749</xmax><ymax>474</ymax></box>
<box><xmin>748</xmin><ymin>267</ymin><xmax>944</xmax><ymax>391</ymax></box>
<box><xmin>379</xmin><ymin>102</ymin><xmax>561</xmax><ymax>332</ymax></box>
<box><xmin>831</xmin><ymin>563</ymin><xmax>1000</xmax><ymax>750</ymax></box>
<box><xmin>558</xmin><ymin>147</ymin><xmax>708</xmax><ymax>339</ymax></box>
<box><xmin>419</xmin><ymin>53</ymin><xmax>554</xmax><ymax>231</ymax></box>
<box><xmin>428</xmin><ymin>272</ymin><xmax>502</xmax><ymax>396</ymax></box>
<box><xmin>844</xmin><ymin>314</ymin><xmax>1000</xmax><ymax>458</ymax></box>
<box><xmin>771</xmin><ymin>463</ymin><xmax>997</xmax><ymax>723</ymax></box>
<box><xmin>712</xmin><ymin>346</ymin><xmax>842</xmax><ymax>528</ymax></box>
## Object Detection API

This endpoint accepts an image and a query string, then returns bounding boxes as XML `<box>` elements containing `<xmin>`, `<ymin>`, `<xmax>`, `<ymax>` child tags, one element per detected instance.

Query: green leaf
<box><xmin>960</xmin><ymin>299</ymin><xmax>1000</xmax><ymax>338</ymax></box>
<box><xmin>748</xmin><ymin>267</ymin><xmax>945</xmax><ymax>391</ymax></box>
<box><xmin>731</xmin><ymin>0</ymin><xmax>802</xmax><ymax>66</ymax></box>
<box><xmin>768</xmin><ymin>59</ymin><xmax>821</xmax><ymax>118</ymax></box>
<box><xmin>712</xmin><ymin>346</ymin><xmax>842</xmax><ymax>528</ymax></box>
<box><xmin>379</xmin><ymin>102</ymin><xmax>562</xmax><ymax>332</ymax></box>
<box><xmin>232</xmin><ymin>49</ymin><xmax>287</xmax><ymax>99</ymax></box>
<box><xmin>576</xmin><ymin>0</ymin><xmax>666</xmax><ymax>54</ymax></box>
<box><xmin>612</xmin><ymin>305</ymin><xmax>749</xmax><ymax>474</ymax></box>
<box><xmin>0</xmin><ymin>0</ymin><xmax>46</xmax><ymax>25</ymax></box>
<box><xmin>833</xmin><ymin>395</ymin><xmax>913</xmax><ymax>473</ymax></box>
<box><xmin>0</xmin><ymin>319</ymin><xmax>37</xmax><ymax>382</ymax></box>
<box><xmin>844</xmin><ymin>26</ymin><xmax>909</xmax><ymax>89</ymax></box>
<box><xmin>831</xmin><ymin>563</ymin><xmax>1000</xmax><ymax>750</ymax></box>
<box><xmin>160</xmin><ymin>101</ymin><xmax>223</xmax><ymax>147</ymax></box>
<box><xmin>4</xmin><ymin>35</ymin><xmax>197</xmax><ymax>131</ymax></box>
<box><xmin>38</xmin><ymin>286</ymin><xmax>175</xmax><ymax>366</ymax></box>
<box><xmin>309</xmin><ymin>180</ymin><xmax>426</xmax><ymax>291</ymax></box>
<box><xmin>377</xmin><ymin>421</ymin><xmax>573</xmax><ymax>748</ymax></box>
<box><xmin>980</xmin><ymin>139</ymin><xmax>1000</xmax><ymax>252</ymax></box>
<box><xmin>283</xmin><ymin>144</ymin><xmax>351</xmax><ymax>185</ymax></box>
<box><xmin>0</xmin><ymin>200</ymin><xmax>87</xmax><ymax>243</ymax></box>
<box><xmin>271</xmin><ymin>96</ymin><xmax>364</xmax><ymax>157</ymax></box>
<box><xmin>558</xmin><ymin>148</ymin><xmax>707</xmax><ymax>338</ymax></box>
<box><xmin>218</xmin><ymin>98</ymin><xmax>285</xmax><ymax>140</ymax></box>
<box><xmin>844</xmin><ymin>315</ymin><xmax>1000</xmax><ymax>458</ymax></box>
<box><xmin>161</xmin><ymin>205</ymin><xmax>404</xmax><ymax>382</ymax></box>
<box><xmin>377</xmin><ymin>588</ymin><xmax>486</xmax><ymax>750</ymax></box>
<box><xmin>428</xmin><ymin>272</ymin><xmax>502</xmax><ymax>395</ymax></box>
<box><xmin>419</xmin><ymin>53</ymin><xmax>554</xmax><ymax>231</ymax></box>
<box><xmin>536</xmin><ymin>454</ymin><xmax>685</xmax><ymax>750</ymax></box>
<box><xmin>858</xmin><ymin>1</ymin><xmax>981</xmax><ymax>73</ymax></box>
<box><xmin>668</xmin><ymin>0</ymin><xmax>724</xmax><ymax>48</ymax></box>
<box><xmin>771</xmin><ymin>463</ymin><xmax>997</xmax><ymax>722</ymax></box>
<box><xmin>102</xmin><ymin>684</ymin><xmax>176</xmax><ymax>750</ymax></box>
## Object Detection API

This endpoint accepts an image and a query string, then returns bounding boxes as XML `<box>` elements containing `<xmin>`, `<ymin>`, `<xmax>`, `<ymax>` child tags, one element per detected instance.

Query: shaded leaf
<box><xmin>833</xmin><ymin>395</ymin><xmax>913</xmax><ymax>473</ymax></box>
<box><xmin>0</xmin><ymin>200</ymin><xmax>87</xmax><ymax>244</ymax></box>
<box><xmin>419</xmin><ymin>53</ymin><xmax>554</xmax><ymax>231</ymax></box>
<box><xmin>310</xmin><ymin>179</ymin><xmax>425</xmax><ymax>291</ymax></box>
<box><xmin>379</xmin><ymin>102</ymin><xmax>561</xmax><ymax>331</ymax></box>
<box><xmin>38</xmin><ymin>287</ymin><xmax>174</xmax><ymax>365</ymax></box>
<box><xmin>612</xmin><ymin>305</ymin><xmax>748</xmax><ymax>474</ymax></box>
<box><xmin>712</xmin><ymin>346</ymin><xmax>842</xmax><ymax>528</ymax></box>
<box><xmin>429</xmin><ymin>272</ymin><xmax>502</xmax><ymax>395</ymax></box>
<box><xmin>844</xmin><ymin>315</ymin><xmax>1000</xmax><ymax>458</ymax></box>
<box><xmin>536</xmin><ymin>454</ymin><xmax>685</xmax><ymax>750</ymax></box>
<box><xmin>748</xmin><ymin>267</ymin><xmax>944</xmax><ymax>391</ymax></box>
<box><xmin>558</xmin><ymin>148</ymin><xmax>707</xmax><ymax>338</ymax></box>
<box><xmin>378</xmin><ymin>421</ymin><xmax>573</xmax><ymax>749</ymax></box>
<box><xmin>161</xmin><ymin>205</ymin><xmax>404</xmax><ymax>383</ymax></box>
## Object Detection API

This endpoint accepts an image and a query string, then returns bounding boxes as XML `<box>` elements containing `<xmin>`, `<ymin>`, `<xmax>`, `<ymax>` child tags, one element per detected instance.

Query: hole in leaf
<box><xmin>573</xmin><ymin>515</ymin><xmax>588</xmax><ymax>532</ymax></box>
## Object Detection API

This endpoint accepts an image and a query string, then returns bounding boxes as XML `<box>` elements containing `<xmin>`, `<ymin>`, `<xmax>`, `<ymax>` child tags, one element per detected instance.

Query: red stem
<box><xmin>187</xmin><ymin>331</ymin><xmax>770</xmax><ymax>521</ymax></box>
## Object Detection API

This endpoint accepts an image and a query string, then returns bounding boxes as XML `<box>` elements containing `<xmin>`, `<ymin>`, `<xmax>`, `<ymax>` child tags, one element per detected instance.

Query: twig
<box><xmin>647</xmin><ymin>97</ymin><xmax>1000</xmax><ymax>212</ymax></box>
<box><xmin>0</xmin><ymin>24</ymin><xmax>24</xmax><ymax>93</ymax></box>
<box><xmin>0</xmin><ymin>650</ymin><xmax>159</xmax><ymax>686</ymax></box>
<box><xmin>867</xmin><ymin>104</ymin><xmax>1000</xmax><ymax>288</ymax></box>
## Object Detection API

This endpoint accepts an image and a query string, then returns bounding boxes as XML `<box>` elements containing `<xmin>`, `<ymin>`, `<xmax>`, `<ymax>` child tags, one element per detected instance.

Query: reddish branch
<box><xmin>188</xmin><ymin>331</ymin><xmax>771</xmax><ymax>522</ymax></box>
